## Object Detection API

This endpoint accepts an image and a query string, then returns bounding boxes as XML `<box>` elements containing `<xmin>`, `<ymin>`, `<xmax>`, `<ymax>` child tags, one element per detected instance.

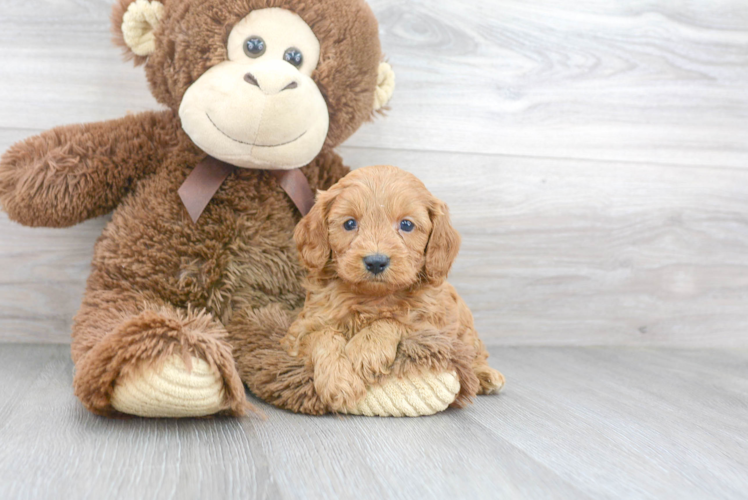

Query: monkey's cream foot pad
<box><xmin>345</xmin><ymin>370</ymin><xmax>460</xmax><ymax>417</ymax></box>
<box><xmin>111</xmin><ymin>355</ymin><xmax>226</xmax><ymax>418</ymax></box>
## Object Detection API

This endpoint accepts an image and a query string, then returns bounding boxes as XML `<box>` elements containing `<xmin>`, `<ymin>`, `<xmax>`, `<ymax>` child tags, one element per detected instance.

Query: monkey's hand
<box><xmin>391</xmin><ymin>327</ymin><xmax>455</xmax><ymax>376</ymax></box>
<box><xmin>0</xmin><ymin>110</ymin><xmax>176</xmax><ymax>227</ymax></box>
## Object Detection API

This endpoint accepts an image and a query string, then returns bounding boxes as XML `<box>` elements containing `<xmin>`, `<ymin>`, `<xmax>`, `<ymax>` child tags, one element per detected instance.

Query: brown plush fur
<box><xmin>283</xmin><ymin>166</ymin><xmax>505</xmax><ymax>412</ymax></box>
<box><xmin>0</xmin><ymin>0</ymin><xmax>387</xmax><ymax>417</ymax></box>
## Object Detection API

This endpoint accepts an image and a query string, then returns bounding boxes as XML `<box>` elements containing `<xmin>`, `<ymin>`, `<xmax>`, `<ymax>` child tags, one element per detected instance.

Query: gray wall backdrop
<box><xmin>1</xmin><ymin>0</ymin><xmax>747</xmax><ymax>346</ymax></box>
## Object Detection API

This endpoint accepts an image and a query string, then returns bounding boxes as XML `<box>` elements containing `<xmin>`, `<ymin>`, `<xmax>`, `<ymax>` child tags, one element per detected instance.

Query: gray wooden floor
<box><xmin>1</xmin><ymin>344</ymin><xmax>746</xmax><ymax>500</ymax></box>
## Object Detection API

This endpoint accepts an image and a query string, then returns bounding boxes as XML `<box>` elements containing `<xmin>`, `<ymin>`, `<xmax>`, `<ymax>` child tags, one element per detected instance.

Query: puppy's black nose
<box><xmin>363</xmin><ymin>254</ymin><xmax>390</xmax><ymax>275</ymax></box>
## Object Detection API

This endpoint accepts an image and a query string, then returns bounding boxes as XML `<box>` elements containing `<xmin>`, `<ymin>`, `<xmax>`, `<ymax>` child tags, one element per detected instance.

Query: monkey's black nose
<box><xmin>363</xmin><ymin>254</ymin><xmax>390</xmax><ymax>275</ymax></box>
<box><xmin>244</xmin><ymin>72</ymin><xmax>260</xmax><ymax>87</ymax></box>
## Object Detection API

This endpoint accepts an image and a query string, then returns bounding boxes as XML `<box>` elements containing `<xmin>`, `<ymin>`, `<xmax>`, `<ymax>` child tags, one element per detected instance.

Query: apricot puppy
<box><xmin>283</xmin><ymin>165</ymin><xmax>504</xmax><ymax>412</ymax></box>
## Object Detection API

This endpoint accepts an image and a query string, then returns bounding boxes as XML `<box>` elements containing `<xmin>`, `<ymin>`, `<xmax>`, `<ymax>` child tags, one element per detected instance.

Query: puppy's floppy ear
<box><xmin>294</xmin><ymin>188</ymin><xmax>337</xmax><ymax>271</ymax></box>
<box><xmin>424</xmin><ymin>199</ymin><xmax>461</xmax><ymax>284</ymax></box>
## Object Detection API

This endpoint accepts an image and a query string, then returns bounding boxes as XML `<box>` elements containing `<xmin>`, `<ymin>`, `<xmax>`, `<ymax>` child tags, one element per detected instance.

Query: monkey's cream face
<box><xmin>179</xmin><ymin>8</ymin><xmax>329</xmax><ymax>170</ymax></box>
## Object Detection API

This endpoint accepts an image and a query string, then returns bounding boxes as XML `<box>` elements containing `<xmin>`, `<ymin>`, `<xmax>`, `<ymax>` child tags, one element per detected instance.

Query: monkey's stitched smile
<box><xmin>206</xmin><ymin>113</ymin><xmax>307</xmax><ymax>148</ymax></box>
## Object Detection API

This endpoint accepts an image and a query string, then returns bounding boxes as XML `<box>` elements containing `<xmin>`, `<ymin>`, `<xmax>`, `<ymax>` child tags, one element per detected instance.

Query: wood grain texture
<box><xmin>1</xmin><ymin>0</ymin><xmax>747</xmax><ymax>166</ymax></box>
<box><xmin>0</xmin><ymin>214</ymin><xmax>106</xmax><ymax>342</ymax></box>
<box><xmin>368</xmin><ymin>0</ymin><xmax>748</xmax><ymax>167</ymax></box>
<box><xmin>3</xmin><ymin>147</ymin><xmax>747</xmax><ymax>346</ymax></box>
<box><xmin>1</xmin><ymin>344</ymin><xmax>747</xmax><ymax>499</ymax></box>
<box><xmin>1</xmin><ymin>0</ymin><xmax>747</xmax><ymax>346</ymax></box>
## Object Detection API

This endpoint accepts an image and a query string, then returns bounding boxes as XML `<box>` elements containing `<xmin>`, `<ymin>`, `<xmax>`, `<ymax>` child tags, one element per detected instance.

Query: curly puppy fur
<box><xmin>0</xmin><ymin>0</ymin><xmax>387</xmax><ymax>416</ymax></box>
<box><xmin>284</xmin><ymin>166</ymin><xmax>505</xmax><ymax>412</ymax></box>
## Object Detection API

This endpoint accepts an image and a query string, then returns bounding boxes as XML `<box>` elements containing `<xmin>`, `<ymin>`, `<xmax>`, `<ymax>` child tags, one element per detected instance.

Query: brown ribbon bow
<box><xmin>177</xmin><ymin>156</ymin><xmax>315</xmax><ymax>223</ymax></box>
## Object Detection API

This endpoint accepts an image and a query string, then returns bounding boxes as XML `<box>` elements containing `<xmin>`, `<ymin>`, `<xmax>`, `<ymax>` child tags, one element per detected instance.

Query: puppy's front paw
<box><xmin>345</xmin><ymin>334</ymin><xmax>398</xmax><ymax>384</ymax></box>
<box><xmin>314</xmin><ymin>360</ymin><xmax>367</xmax><ymax>412</ymax></box>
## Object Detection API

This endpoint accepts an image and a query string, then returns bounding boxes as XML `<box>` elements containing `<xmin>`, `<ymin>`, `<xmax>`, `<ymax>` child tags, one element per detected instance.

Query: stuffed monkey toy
<box><xmin>0</xmin><ymin>0</ymin><xmax>461</xmax><ymax>417</ymax></box>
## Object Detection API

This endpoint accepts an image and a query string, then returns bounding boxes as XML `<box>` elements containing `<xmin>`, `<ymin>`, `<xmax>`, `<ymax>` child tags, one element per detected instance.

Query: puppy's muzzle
<box><xmin>363</xmin><ymin>254</ymin><xmax>390</xmax><ymax>275</ymax></box>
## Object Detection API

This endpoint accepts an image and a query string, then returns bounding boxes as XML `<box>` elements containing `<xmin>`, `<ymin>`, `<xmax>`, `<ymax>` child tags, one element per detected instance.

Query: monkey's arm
<box><xmin>0</xmin><ymin>110</ymin><xmax>179</xmax><ymax>227</ymax></box>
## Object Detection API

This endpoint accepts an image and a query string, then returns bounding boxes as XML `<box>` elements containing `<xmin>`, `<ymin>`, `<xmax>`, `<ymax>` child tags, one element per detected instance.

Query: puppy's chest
<box><xmin>342</xmin><ymin>298</ymin><xmax>455</xmax><ymax>338</ymax></box>
<box><xmin>344</xmin><ymin>307</ymin><xmax>402</xmax><ymax>337</ymax></box>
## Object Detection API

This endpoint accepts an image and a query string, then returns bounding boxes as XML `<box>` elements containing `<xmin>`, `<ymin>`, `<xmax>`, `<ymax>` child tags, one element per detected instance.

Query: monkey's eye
<box><xmin>244</xmin><ymin>37</ymin><xmax>266</xmax><ymax>58</ymax></box>
<box><xmin>283</xmin><ymin>47</ymin><xmax>304</xmax><ymax>67</ymax></box>
<box><xmin>343</xmin><ymin>219</ymin><xmax>358</xmax><ymax>231</ymax></box>
<box><xmin>400</xmin><ymin>220</ymin><xmax>415</xmax><ymax>232</ymax></box>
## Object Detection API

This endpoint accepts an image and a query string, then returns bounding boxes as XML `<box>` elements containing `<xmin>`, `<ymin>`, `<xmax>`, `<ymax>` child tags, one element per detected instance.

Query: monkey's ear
<box><xmin>424</xmin><ymin>200</ymin><xmax>461</xmax><ymax>285</ymax></box>
<box><xmin>112</xmin><ymin>0</ymin><xmax>165</xmax><ymax>63</ymax></box>
<box><xmin>372</xmin><ymin>62</ymin><xmax>396</xmax><ymax>112</ymax></box>
<box><xmin>294</xmin><ymin>189</ymin><xmax>337</xmax><ymax>272</ymax></box>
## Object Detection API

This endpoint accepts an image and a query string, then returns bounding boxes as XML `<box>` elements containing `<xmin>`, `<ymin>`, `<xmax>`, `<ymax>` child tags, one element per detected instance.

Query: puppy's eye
<box><xmin>343</xmin><ymin>219</ymin><xmax>358</xmax><ymax>231</ymax></box>
<box><xmin>400</xmin><ymin>220</ymin><xmax>415</xmax><ymax>232</ymax></box>
<box><xmin>244</xmin><ymin>36</ymin><xmax>266</xmax><ymax>58</ymax></box>
<box><xmin>283</xmin><ymin>47</ymin><xmax>304</xmax><ymax>67</ymax></box>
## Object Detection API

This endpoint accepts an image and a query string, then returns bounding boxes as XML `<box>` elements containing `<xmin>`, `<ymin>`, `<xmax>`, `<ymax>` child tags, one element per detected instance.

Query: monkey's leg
<box><xmin>227</xmin><ymin>304</ymin><xmax>461</xmax><ymax>417</ymax></box>
<box><xmin>227</xmin><ymin>304</ymin><xmax>328</xmax><ymax>415</ymax></box>
<box><xmin>71</xmin><ymin>289</ymin><xmax>248</xmax><ymax>417</ymax></box>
